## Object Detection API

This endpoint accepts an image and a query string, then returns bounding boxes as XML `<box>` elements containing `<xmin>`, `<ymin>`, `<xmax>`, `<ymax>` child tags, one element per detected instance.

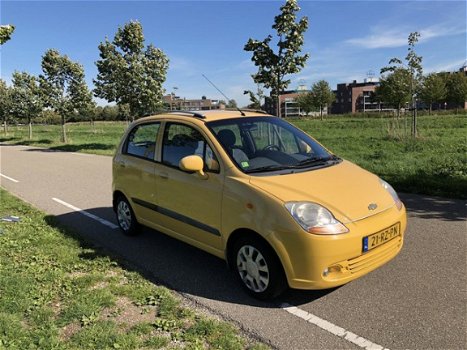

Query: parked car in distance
<box><xmin>112</xmin><ymin>110</ymin><xmax>407</xmax><ymax>299</ymax></box>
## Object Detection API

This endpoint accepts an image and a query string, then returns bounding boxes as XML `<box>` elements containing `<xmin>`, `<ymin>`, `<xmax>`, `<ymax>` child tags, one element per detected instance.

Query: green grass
<box><xmin>0</xmin><ymin>121</ymin><xmax>128</xmax><ymax>155</ymax></box>
<box><xmin>292</xmin><ymin>114</ymin><xmax>466</xmax><ymax>198</ymax></box>
<box><xmin>0</xmin><ymin>189</ymin><xmax>268</xmax><ymax>350</ymax></box>
<box><xmin>1</xmin><ymin>114</ymin><xmax>466</xmax><ymax>198</ymax></box>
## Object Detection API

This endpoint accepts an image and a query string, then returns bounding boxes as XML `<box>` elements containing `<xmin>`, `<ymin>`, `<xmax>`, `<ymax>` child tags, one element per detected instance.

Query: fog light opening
<box><xmin>323</xmin><ymin>265</ymin><xmax>342</xmax><ymax>277</ymax></box>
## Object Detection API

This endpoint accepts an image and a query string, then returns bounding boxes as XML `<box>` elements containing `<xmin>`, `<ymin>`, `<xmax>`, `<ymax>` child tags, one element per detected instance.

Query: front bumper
<box><xmin>270</xmin><ymin>204</ymin><xmax>407</xmax><ymax>290</ymax></box>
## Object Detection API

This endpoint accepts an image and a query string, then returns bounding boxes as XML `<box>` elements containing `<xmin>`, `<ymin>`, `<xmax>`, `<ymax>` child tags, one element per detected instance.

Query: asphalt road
<box><xmin>1</xmin><ymin>144</ymin><xmax>466</xmax><ymax>350</ymax></box>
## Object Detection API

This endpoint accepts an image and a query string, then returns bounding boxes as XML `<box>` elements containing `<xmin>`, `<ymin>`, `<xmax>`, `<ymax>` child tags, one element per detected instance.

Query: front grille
<box><xmin>347</xmin><ymin>237</ymin><xmax>402</xmax><ymax>274</ymax></box>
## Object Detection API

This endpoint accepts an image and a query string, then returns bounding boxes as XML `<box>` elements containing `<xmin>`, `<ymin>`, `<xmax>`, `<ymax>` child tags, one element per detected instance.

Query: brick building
<box><xmin>163</xmin><ymin>95</ymin><xmax>224</xmax><ymax>111</ymax></box>
<box><xmin>331</xmin><ymin>80</ymin><xmax>382</xmax><ymax>114</ymax></box>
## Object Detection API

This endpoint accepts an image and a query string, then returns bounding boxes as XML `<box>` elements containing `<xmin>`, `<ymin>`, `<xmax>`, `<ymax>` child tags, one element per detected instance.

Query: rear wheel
<box><xmin>233</xmin><ymin>236</ymin><xmax>287</xmax><ymax>300</ymax></box>
<box><xmin>115</xmin><ymin>196</ymin><xmax>140</xmax><ymax>236</ymax></box>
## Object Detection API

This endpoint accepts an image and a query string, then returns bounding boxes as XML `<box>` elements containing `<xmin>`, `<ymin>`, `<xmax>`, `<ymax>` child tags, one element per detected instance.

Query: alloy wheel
<box><xmin>236</xmin><ymin>245</ymin><xmax>270</xmax><ymax>293</ymax></box>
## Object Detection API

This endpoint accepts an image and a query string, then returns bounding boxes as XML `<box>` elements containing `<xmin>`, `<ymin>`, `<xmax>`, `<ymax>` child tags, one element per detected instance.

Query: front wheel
<box><xmin>115</xmin><ymin>196</ymin><xmax>140</xmax><ymax>236</ymax></box>
<box><xmin>233</xmin><ymin>236</ymin><xmax>287</xmax><ymax>300</ymax></box>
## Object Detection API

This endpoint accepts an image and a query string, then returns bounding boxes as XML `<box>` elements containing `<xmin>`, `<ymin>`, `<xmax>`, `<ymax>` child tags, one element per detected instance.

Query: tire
<box><xmin>115</xmin><ymin>195</ymin><xmax>140</xmax><ymax>236</ymax></box>
<box><xmin>232</xmin><ymin>236</ymin><xmax>287</xmax><ymax>300</ymax></box>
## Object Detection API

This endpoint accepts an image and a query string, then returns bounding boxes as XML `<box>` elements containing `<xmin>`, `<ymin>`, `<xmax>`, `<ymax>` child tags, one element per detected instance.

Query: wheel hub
<box><xmin>236</xmin><ymin>245</ymin><xmax>269</xmax><ymax>293</ymax></box>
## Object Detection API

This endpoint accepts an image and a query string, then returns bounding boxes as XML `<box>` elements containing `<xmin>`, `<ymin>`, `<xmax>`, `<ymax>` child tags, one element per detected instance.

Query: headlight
<box><xmin>284</xmin><ymin>202</ymin><xmax>349</xmax><ymax>235</ymax></box>
<box><xmin>380</xmin><ymin>179</ymin><xmax>403</xmax><ymax>210</ymax></box>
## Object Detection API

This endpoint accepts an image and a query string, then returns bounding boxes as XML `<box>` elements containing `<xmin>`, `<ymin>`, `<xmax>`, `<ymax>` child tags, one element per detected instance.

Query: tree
<box><xmin>376</xmin><ymin>68</ymin><xmax>412</xmax><ymax>118</ymax></box>
<box><xmin>0</xmin><ymin>25</ymin><xmax>15</xmax><ymax>45</ymax></box>
<box><xmin>310</xmin><ymin>80</ymin><xmax>335</xmax><ymax>120</ymax></box>
<box><xmin>0</xmin><ymin>79</ymin><xmax>12</xmax><ymax>134</ymax></box>
<box><xmin>40</xmin><ymin>49</ymin><xmax>94</xmax><ymax>143</ymax></box>
<box><xmin>244</xmin><ymin>0</ymin><xmax>309</xmax><ymax>117</ymax></box>
<box><xmin>446</xmin><ymin>72</ymin><xmax>467</xmax><ymax>112</ymax></box>
<box><xmin>419</xmin><ymin>73</ymin><xmax>447</xmax><ymax>114</ymax></box>
<box><xmin>244</xmin><ymin>85</ymin><xmax>265</xmax><ymax>110</ymax></box>
<box><xmin>226</xmin><ymin>99</ymin><xmax>238</xmax><ymax>109</ymax></box>
<box><xmin>10</xmin><ymin>71</ymin><xmax>43</xmax><ymax>139</ymax></box>
<box><xmin>295</xmin><ymin>92</ymin><xmax>314</xmax><ymax>116</ymax></box>
<box><xmin>94</xmin><ymin>21</ymin><xmax>169</xmax><ymax>120</ymax></box>
<box><xmin>99</xmin><ymin>105</ymin><xmax>120</xmax><ymax>121</ymax></box>
<box><xmin>381</xmin><ymin>32</ymin><xmax>423</xmax><ymax>137</ymax></box>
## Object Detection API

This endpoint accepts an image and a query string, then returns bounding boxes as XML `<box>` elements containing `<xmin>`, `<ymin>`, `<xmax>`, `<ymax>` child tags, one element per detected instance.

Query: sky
<box><xmin>1</xmin><ymin>0</ymin><xmax>466</xmax><ymax>107</ymax></box>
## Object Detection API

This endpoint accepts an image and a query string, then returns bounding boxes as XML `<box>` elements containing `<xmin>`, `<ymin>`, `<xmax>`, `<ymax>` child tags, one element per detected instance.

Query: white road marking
<box><xmin>280</xmin><ymin>303</ymin><xmax>388</xmax><ymax>350</ymax></box>
<box><xmin>52</xmin><ymin>197</ymin><xmax>118</xmax><ymax>230</ymax></box>
<box><xmin>0</xmin><ymin>173</ymin><xmax>19</xmax><ymax>183</ymax></box>
<box><xmin>71</xmin><ymin>152</ymin><xmax>92</xmax><ymax>157</ymax></box>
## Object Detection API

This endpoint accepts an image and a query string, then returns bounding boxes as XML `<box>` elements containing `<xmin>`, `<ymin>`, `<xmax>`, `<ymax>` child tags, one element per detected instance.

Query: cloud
<box><xmin>346</xmin><ymin>23</ymin><xmax>465</xmax><ymax>49</ymax></box>
<box><xmin>425</xmin><ymin>58</ymin><xmax>466</xmax><ymax>73</ymax></box>
<box><xmin>168</xmin><ymin>56</ymin><xmax>198</xmax><ymax>77</ymax></box>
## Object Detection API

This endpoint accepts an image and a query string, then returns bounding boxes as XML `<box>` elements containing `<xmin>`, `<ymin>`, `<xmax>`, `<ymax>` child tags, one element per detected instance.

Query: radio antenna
<box><xmin>202</xmin><ymin>74</ymin><xmax>245</xmax><ymax>116</ymax></box>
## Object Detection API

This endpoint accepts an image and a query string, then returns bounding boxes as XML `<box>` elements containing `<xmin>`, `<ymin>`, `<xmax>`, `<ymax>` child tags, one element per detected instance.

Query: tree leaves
<box><xmin>244</xmin><ymin>0</ymin><xmax>309</xmax><ymax>115</ymax></box>
<box><xmin>419</xmin><ymin>73</ymin><xmax>447</xmax><ymax>112</ymax></box>
<box><xmin>94</xmin><ymin>20</ymin><xmax>169</xmax><ymax>119</ymax></box>
<box><xmin>10</xmin><ymin>71</ymin><xmax>43</xmax><ymax>139</ymax></box>
<box><xmin>0</xmin><ymin>25</ymin><xmax>15</xmax><ymax>45</ymax></box>
<box><xmin>376</xmin><ymin>68</ymin><xmax>412</xmax><ymax>113</ymax></box>
<box><xmin>39</xmin><ymin>49</ymin><xmax>94</xmax><ymax>142</ymax></box>
<box><xmin>446</xmin><ymin>72</ymin><xmax>467</xmax><ymax>107</ymax></box>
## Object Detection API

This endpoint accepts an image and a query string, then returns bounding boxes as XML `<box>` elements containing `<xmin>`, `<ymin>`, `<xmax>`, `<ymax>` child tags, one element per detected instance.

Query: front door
<box><xmin>153</xmin><ymin>121</ymin><xmax>223</xmax><ymax>252</ymax></box>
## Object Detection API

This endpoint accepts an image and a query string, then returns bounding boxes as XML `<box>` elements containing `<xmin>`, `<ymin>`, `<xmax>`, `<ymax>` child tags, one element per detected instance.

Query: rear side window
<box><xmin>125</xmin><ymin>123</ymin><xmax>160</xmax><ymax>160</ymax></box>
<box><xmin>162</xmin><ymin>123</ymin><xmax>219</xmax><ymax>172</ymax></box>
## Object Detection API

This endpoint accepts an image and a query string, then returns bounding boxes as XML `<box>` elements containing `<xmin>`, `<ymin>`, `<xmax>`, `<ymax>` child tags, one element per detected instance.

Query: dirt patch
<box><xmin>102</xmin><ymin>296</ymin><xmax>157</xmax><ymax>330</ymax></box>
<box><xmin>60</xmin><ymin>322</ymin><xmax>81</xmax><ymax>340</ymax></box>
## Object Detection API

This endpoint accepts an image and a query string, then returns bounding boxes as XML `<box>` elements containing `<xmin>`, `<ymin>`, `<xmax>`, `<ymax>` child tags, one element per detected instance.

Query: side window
<box><xmin>162</xmin><ymin>123</ymin><xmax>219</xmax><ymax>172</ymax></box>
<box><xmin>125</xmin><ymin>123</ymin><xmax>160</xmax><ymax>160</ymax></box>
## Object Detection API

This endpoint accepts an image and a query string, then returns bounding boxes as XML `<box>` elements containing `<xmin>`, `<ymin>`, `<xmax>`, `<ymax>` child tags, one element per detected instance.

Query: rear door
<box><xmin>114</xmin><ymin>122</ymin><xmax>161</xmax><ymax>224</ymax></box>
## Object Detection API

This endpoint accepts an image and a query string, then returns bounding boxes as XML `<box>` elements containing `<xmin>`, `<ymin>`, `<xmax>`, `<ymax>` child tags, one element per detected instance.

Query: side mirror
<box><xmin>179</xmin><ymin>155</ymin><xmax>207</xmax><ymax>179</ymax></box>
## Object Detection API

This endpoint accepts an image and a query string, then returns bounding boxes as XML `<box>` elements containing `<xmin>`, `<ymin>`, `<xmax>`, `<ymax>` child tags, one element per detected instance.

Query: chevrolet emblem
<box><xmin>368</xmin><ymin>203</ymin><xmax>378</xmax><ymax>211</ymax></box>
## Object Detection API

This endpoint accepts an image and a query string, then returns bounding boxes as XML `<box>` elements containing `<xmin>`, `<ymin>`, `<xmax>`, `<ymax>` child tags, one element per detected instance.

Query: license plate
<box><xmin>363</xmin><ymin>223</ymin><xmax>400</xmax><ymax>252</ymax></box>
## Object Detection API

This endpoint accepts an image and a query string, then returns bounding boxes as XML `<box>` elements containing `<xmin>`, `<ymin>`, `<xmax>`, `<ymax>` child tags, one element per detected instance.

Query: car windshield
<box><xmin>207</xmin><ymin>116</ymin><xmax>340</xmax><ymax>174</ymax></box>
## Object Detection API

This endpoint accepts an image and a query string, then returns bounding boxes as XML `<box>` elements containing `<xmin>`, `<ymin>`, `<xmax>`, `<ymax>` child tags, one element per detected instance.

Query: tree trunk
<box><xmin>429</xmin><ymin>103</ymin><xmax>432</xmax><ymax>115</ymax></box>
<box><xmin>3</xmin><ymin>117</ymin><xmax>7</xmax><ymax>134</ymax></box>
<box><xmin>61</xmin><ymin>116</ymin><xmax>67</xmax><ymax>143</ymax></box>
<box><xmin>397</xmin><ymin>104</ymin><xmax>401</xmax><ymax>119</ymax></box>
<box><xmin>412</xmin><ymin>103</ymin><xmax>417</xmax><ymax>138</ymax></box>
<box><xmin>28</xmin><ymin>117</ymin><xmax>32</xmax><ymax>140</ymax></box>
<box><xmin>320</xmin><ymin>106</ymin><xmax>323</xmax><ymax>121</ymax></box>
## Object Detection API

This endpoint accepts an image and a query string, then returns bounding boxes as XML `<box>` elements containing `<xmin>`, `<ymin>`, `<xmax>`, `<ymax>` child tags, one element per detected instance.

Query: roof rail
<box><xmin>142</xmin><ymin>110</ymin><xmax>206</xmax><ymax>119</ymax></box>
<box><xmin>167</xmin><ymin>110</ymin><xmax>206</xmax><ymax>119</ymax></box>
<box><xmin>239</xmin><ymin>109</ymin><xmax>269</xmax><ymax>115</ymax></box>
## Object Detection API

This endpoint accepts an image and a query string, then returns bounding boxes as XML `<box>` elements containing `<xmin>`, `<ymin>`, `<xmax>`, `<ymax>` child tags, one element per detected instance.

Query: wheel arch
<box><xmin>225</xmin><ymin>228</ymin><xmax>283</xmax><ymax>272</ymax></box>
<box><xmin>112</xmin><ymin>190</ymin><xmax>126</xmax><ymax>212</ymax></box>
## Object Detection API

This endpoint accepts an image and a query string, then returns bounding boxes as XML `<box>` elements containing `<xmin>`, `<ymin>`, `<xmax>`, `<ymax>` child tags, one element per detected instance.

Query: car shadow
<box><xmin>399</xmin><ymin>192</ymin><xmax>466</xmax><ymax>222</ymax></box>
<box><xmin>23</xmin><ymin>143</ymin><xmax>115</xmax><ymax>153</ymax></box>
<box><xmin>44</xmin><ymin>207</ymin><xmax>334</xmax><ymax>308</ymax></box>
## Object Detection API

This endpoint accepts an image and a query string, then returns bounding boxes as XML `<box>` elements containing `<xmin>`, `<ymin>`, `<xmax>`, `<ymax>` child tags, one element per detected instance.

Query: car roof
<box><xmin>137</xmin><ymin>109</ymin><xmax>275</xmax><ymax>123</ymax></box>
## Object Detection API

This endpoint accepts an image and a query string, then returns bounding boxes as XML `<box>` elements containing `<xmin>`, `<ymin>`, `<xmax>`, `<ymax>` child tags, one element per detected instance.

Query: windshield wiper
<box><xmin>245</xmin><ymin>156</ymin><xmax>341</xmax><ymax>173</ymax></box>
<box><xmin>296</xmin><ymin>155</ymin><xmax>341</xmax><ymax>167</ymax></box>
<box><xmin>245</xmin><ymin>164</ymin><xmax>296</xmax><ymax>173</ymax></box>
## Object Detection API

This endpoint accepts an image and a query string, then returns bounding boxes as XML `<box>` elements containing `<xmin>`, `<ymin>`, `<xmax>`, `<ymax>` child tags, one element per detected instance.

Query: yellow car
<box><xmin>113</xmin><ymin>110</ymin><xmax>406</xmax><ymax>299</ymax></box>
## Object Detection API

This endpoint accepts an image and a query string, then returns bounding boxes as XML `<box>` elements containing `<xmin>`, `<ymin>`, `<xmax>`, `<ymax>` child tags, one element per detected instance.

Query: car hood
<box><xmin>249</xmin><ymin>160</ymin><xmax>395</xmax><ymax>223</ymax></box>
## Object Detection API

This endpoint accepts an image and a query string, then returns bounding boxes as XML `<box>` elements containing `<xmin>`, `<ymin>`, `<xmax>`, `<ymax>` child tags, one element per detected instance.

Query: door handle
<box><xmin>159</xmin><ymin>172</ymin><xmax>169</xmax><ymax>179</ymax></box>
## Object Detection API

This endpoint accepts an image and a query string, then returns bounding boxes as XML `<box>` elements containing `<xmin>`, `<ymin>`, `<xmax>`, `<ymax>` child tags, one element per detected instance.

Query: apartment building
<box><xmin>163</xmin><ymin>95</ymin><xmax>224</xmax><ymax>111</ymax></box>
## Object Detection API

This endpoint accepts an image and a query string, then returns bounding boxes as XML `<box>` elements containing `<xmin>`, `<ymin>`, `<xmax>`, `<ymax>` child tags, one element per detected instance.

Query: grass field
<box><xmin>0</xmin><ymin>189</ymin><xmax>268</xmax><ymax>350</ymax></box>
<box><xmin>1</xmin><ymin>114</ymin><xmax>466</xmax><ymax>198</ymax></box>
